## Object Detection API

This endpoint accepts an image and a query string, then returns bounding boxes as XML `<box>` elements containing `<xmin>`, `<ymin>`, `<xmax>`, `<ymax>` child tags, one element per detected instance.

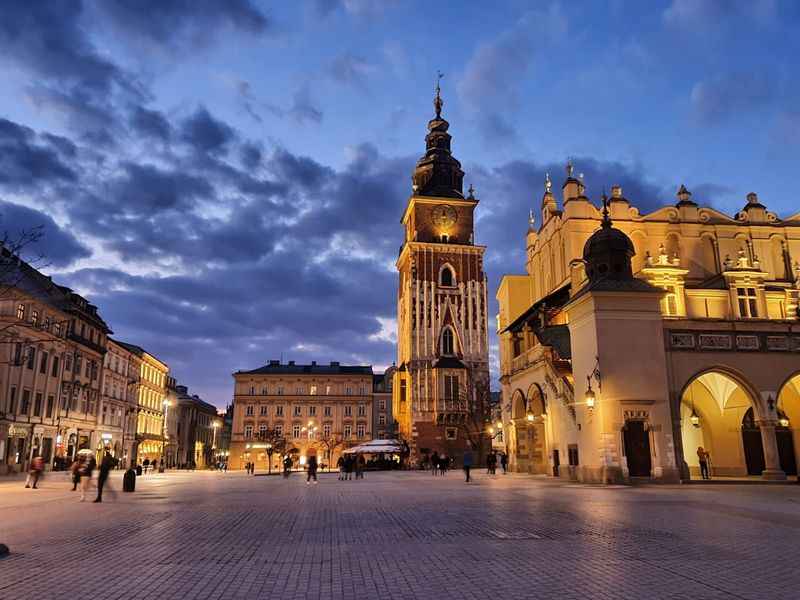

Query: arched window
<box><xmin>440</xmin><ymin>265</ymin><xmax>454</xmax><ymax>287</ymax></box>
<box><xmin>441</xmin><ymin>327</ymin><xmax>455</xmax><ymax>355</ymax></box>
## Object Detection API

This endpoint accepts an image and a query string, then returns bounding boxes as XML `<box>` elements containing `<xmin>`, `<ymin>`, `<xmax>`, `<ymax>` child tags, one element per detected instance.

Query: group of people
<box><xmin>485</xmin><ymin>451</ymin><xmax>508</xmax><ymax>475</ymax></box>
<box><xmin>428</xmin><ymin>451</ymin><xmax>451</xmax><ymax>475</ymax></box>
<box><xmin>69</xmin><ymin>451</ymin><xmax>117</xmax><ymax>502</ymax></box>
<box><xmin>336</xmin><ymin>454</ymin><xmax>366</xmax><ymax>480</ymax></box>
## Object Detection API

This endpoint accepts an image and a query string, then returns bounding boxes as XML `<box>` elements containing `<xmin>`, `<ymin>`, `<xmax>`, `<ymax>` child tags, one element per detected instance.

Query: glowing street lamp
<box><xmin>584</xmin><ymin>382</ymin><xmax>596</xmax><ymax>410</ymax></box>
<box><xmin>689</xmin><ymin>410</ymin><xmax>700</xmax><ymax>428</ymax></box>
<box><xmin>779</xmin><ymin>416</ymin><xmax>790</xmax><ymax>428</ymax></box>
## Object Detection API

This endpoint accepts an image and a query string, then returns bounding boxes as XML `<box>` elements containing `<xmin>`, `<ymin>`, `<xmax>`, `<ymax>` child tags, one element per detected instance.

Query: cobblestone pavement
<box><xmin>2</xmin><ymin>470</ymin><xmax>800</xmax><ymax>600</ymax></box>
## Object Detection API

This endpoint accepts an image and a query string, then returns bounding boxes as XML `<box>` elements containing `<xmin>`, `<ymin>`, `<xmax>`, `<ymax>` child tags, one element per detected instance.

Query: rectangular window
<box><xmin>259</xmin><ymin>424</ymin><xmax>267</xmax><ymax>438</ymax></box>
<box><xmin>378</xmin><ymin>414</ymin><xmax>386</xmax><ymax>425</ymax></box>
<box><xmin>660</xmin><ymin>285</ymin><xmax>678</xmax><ymax>316</ymax></box>
<box><xmin>346</xmin><ymin>387</ymin><xmax>353</xmax><ymax>395</ymax></box>
<box><xmin>8</xmin><ymin>387</ymin><xmax>17</xmax><ymax>414</ymax></box>
<box><xmin>737</xmin><ymin>287</ymin><xmax>759</xmax><ymax>318</ymax></box>
<box><xmin>65</xmin><ymin>355</ymin><xmax>72</xmax><ymax>371</ymax></box>
<box><xmin>357</xmin><ymin>424</ymin><xmax>365</xmax><ymax>438</ymax></box>
<box><xmin>275</xmin><ymin>424</ymin><xmax>283</xmax><ymax>437</ymax></box>
<box><xmin>344</xmin><ymin>425</ymin><xmax>352</xmax><ymax>439</ymax></box>
<box><xmin>293</xmin><ymin>405</ymin><xmax>302</xmax><ymax>417</ymax></box>
<box><xmin>51</xmin><ymin>355</ymin><xmax>60</xmax><ymax>378</ymax></box>
<box><xmin>26</xmin><ymin>348</ymin><xmax>35</xmax><ymax>370</ymax></box>
<box><xmin>296</xmin><ymin>386</ymin><xmax>303</xmax><ymax>394</ymax></box>
<box><xmin>323</xmin><ymin>424</ymin><xmax>331</xmax><ymax>437</ymax></box>
<box><xmin>568</xmin><ymin>445</ymin><xmax>580</xmax><ymax>466</ymax></box>
<box><xmin>310</xmin><ymin>385</ymin><xmax>317</xmax><ymax>395</ymax></box>
<box><xmin>46</xmin><ymin>395</ymin><xmax>54</xmax><ymax>418</ymax></box>
<box><xmin>40</xmin><ymin>351</ymin><xmax>48</xmax><ymax>374</ymax></box>
<box><xmin>444</xmin><ymin>375</ymin><xmax>459</xmax><ymax>401</ymax></box>
<box><xmin>244</xmin><ymin>425</ymin><xmax>253</xmax><ymax>439</ymax></box>
<box><xmin>324</xmin><ymin>405</ymin><xmax>332</xmax><ymax>417</ymax></box>
<box><xmin>293</xmin><ymin>425</ymin><xmax>301</xmax><ymax>439</ymax></box>
<box><xmin>344</xmin><ymin>405</ymin><xmax>352</xmax><ymax>417</ymax></box>
<box><xmin>245</xmin><ymin>405</ymin><xmax>254</xmax><ymax>416</ymax></box>
<box><xmin>357</xmin><ymin>404</ymin><xmax>366</xmax><ymax>416</ymax></box>
<box><xmin>325</xmin><ymin>385</ymin><xmax>332</xmax><ymax>395</ymax></box>
<box><xmin>249</xmin><ymin>386</ymin><xmax>255</xmax><ymax>395</ymax></box>
<box><xmin>309</xmin><ymin>405</ymin><xmax>317</xmax><ymax>416</ymax></box>
<box><xmin>379</xmin><ymin>400</ymin><xmax>386</xmax><ymax>411</ymax></box>
<box><xmin>261</xmin><ymin>386</ymin><xmax>267</xmax><ymax>395</ymax></box>
<box><xmin>20</xmin><ymin>389</ymin><xmax>30</xmax><ymax>415</ymax></box>
<box><xmin>400</xmin><ymin>380</ymin><xmax>407</xmax><ymax>403</ymax></box>
<box><xmin>33</xmin><ymin>392</ymin><xmax>43</xmax><ymax>417</ymax></box>
<box><xmin>277</xmin><ymin>386</ymin><xmax>284</xmax><ymax>395</ymax></box>
<box><xmin>259</xmin><ymin>405</ymin><xmax>268</xmax><ymax>416</ymax></box>
<box><xmin>360</xmin><ymin>386</ymin><xmax>366</xmax><ymax>396</ymax></box>
<box><xmin>276</xmin><ymin>405</ymin><xmax>284</xmax><ymax>417</ymax></box>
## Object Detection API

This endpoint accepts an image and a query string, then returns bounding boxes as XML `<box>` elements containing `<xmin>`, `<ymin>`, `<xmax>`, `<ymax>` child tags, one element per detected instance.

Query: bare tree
<box><xmin>256</xmin><ymin>428</ymin><xmax>287</xmax><ymax>475</ymax></box>
<box><xmin>317</xmin><ymin>432</ymin><xmax>344</xmax><ymax>471</ymax></box>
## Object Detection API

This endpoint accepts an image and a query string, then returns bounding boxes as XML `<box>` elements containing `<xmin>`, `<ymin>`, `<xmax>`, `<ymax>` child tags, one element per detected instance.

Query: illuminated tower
<box><xmin>393</xmin><ymin>81</ymin><xmax>490</xmax><ymax>462</ymax></box>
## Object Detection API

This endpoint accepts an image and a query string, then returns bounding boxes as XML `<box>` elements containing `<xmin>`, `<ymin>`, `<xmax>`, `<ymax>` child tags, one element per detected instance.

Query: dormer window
<box><xmin>439</xmin><ymin>265</ymin><xmax>455</xmax><ymax>287</ymax></box>
<box><xmin>441</xmin><ymin>327</ymin><xmax>455</xmax><ymax>356</ymax></box>
<box><xmin>30</xmin><ymin>310</ymin><xmax>39</xmax><ymax>326</ymax></box>
<box><xmin>737</xmin><ymin>287</ymin><xmax>759</xmax><ymax>318</ymax></box>
<box><xmin>16</xmin><ymin>304</ymin><xmax>25</xmax><ymax>320</ymax></box>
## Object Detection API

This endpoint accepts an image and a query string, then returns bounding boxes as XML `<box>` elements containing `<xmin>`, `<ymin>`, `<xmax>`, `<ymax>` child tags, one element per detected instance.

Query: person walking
<box><xmin>94</xmin><ymin>451</ymin><xmax>116</xmax><ymax>503</ymax></box>
<box><xmin>697</xmin><ymin>446</ymin><xmax>711</xmax><ymax>480</ymax></box>
<box><xmin>439</xmin><ymin>453</ymin><xmax>448</xmax><ymax>476</ymax></box>
<box><xmin>500</xmin><ymin>453</ymin><xmax>508</xmax><ymax>474</ymax></box>
<box><xmin>283</xmin><ymin>455</ymin><xmax>292</xmax><ymax>478</ymax></box>
<box><xmin>143</xmin><ymin>458</ymin><xmax>150</xmax><ymax>474</ymax></box>
<box><xmin>79</xmin><ymin>454</ymin><xmax>96</xmax><ymax>502</ymax></box>
<box><xmin>463</xmin><ymin>447</ymin><xmax>473</xmax><ymax>483</ymax></box>
<box><xmin>25</xmin><ymin>455</ymin><xmax>44</xmax><ymax>489</ymax></box>
<box><xmin>356</xmin><ymin>454</ymin><xmax>366</xmax><ymax>480</ymax></box>
<box><xmin>151</xmin><ymin>458</ymin><xmax>158</xmax><ymax>473</ymax></box>
<box><xmin>306</xmin><ymin>454</ymin><xmax>318</xmax><ymax>484</ymax></box>
<box><xmin>336</xmin><ymin>455</ymin><xmax>345</xmax><ymax>480</ymax></box>
<box><xmin>430</xmin><ymin>451</ymin><xmax>439</xmax><ymax>476</ymax></box>
<box><xmin>344</xmin><ymin>455</ymin><xmax>354</xmax><ymax>481</ymax></box>
<box><xmin>70</xmin><ymin>456</ymin><xmax>81</xmax><ymax>491</ymax></box>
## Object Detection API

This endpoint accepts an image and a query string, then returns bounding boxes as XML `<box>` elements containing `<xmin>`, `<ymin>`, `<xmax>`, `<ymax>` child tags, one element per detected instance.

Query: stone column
<box><xmin>757</xmin><ymin>420</ymin><xmax>787</xmax><ymax>480</ymax></box>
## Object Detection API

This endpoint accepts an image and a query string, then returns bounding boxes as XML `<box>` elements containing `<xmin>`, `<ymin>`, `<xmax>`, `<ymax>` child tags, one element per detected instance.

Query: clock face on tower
<box><xmin>431</xmin><ymin>204</ymin><xmax>457</xmax><ymax>230</ymax></box>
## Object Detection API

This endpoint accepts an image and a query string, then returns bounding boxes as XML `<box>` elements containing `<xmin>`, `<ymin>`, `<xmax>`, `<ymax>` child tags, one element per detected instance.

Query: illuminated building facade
<box><xmin>230</xmin><ymin>361</ymin><xmax>374</xmax><ymax>470</ymax></box>
<box><xmin>497</xmin><ymin>166</ymin><xmax>800</xmax><ymax>482</ymax></box>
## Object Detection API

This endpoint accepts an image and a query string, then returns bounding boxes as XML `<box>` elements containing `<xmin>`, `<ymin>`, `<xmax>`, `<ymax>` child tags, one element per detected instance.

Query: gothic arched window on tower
<box><xmin>441</xmin><ymin>327</ymin><xmax>455</xmax><ymax>355</ymax></box>
<box><xmin>440</xmin><ymin>265</ymin><xmax>454</xmax><ymax>287</ymax></box>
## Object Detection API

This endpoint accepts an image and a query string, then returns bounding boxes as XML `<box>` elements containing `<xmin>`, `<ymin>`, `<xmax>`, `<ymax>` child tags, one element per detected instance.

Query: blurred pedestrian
<box><xmin>500</xmin><ymin>453</ymin><xmax>508</xmax><ymax>474</ymax></box>
<box><xmin>344</xmin><ymin>455</ymin><xmax>354</xmax><ymax>481</ymax></box>
<box><xmin>79</xmin><ymin>454</ymin><xmax>96</xmax><ymax>502</ymax></box>
<box><xmin>697</xmin><ymin>447</ymin><xmax>711</xmax><ymax>480</ymax></box>
<box><xmin>463</xmin><ymin>447</ymin><xmax>473</xmax><ymax>483</ymax></box>
<box><xmin>25</xmin><ymin>455</ymin><xmax>44</xmax><ymax>489</ymax></box>
<box><xmin>306</xmin><ymin>455</ymin><xmax>318</xmax><ymax>484</ymax></box>
<box><xmin>356</xmin><ymin>454</ymin><xmax>366</xmax><ymax>480</ymax></box>
<box><xmin>283</xmin><ymin>455</ymin><xmax>292</xmax><ymax>478</ymax></box>
<box><xmin>439</xmin><ymin>453</ymin><xmax>448</xmax><ymax>476</ymax></box>
<box><xmin>143</xmin><ymin>458</ymin><xmax>150</xmax><ymax>474</ymax></box>
<box><xmin>430</xmin><ymin>451</ymin><xmax>440</xmax><ymax>476</ymax></box>
<box><xmin>95</xmin><ymin>451</ymin><xmax>117</xmax><ymax>503</ymax></box>
<box><xmin>70</xmin><ymin>456</ymin><xmax>81</xmax><ymax>491</ymax></box>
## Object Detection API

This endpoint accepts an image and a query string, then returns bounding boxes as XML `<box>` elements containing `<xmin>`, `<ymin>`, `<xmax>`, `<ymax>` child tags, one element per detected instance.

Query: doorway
<box><xmin>623</xmin><ymin>420</ymin><xmax>652</xmax><ymax>477</ymax></box>
<box><xmin>741</xmin><ymin>408</ymin><xmax>765</xmax><ymax>476</ymax></box>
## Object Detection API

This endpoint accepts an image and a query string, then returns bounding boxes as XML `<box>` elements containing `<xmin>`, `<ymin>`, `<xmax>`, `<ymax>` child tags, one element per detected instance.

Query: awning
<box><xmin>342</xmin><ymin>439</ymin><xmax>404</xmax><ymax>454</ymax></box>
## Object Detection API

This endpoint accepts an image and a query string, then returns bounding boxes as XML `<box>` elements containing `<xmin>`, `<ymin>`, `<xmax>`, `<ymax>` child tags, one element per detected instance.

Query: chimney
<box><xmin>330</xmin><ymin>361</ymin><xmax>340</xmax><ymax>367</ymax></box>
<box><xmin>269</xmin><ymin>359</ymin><xmax>280</xmax><ymax>366</ymax></box>
<box><xmin>288</xmin><ymin>360</ymin><xmax>295</xmax><ymax>366</ymax></box>
<box><xmin>311</xmin><ymin>360</ymin><xmax>317</xmax><ymax>366</ymax></box>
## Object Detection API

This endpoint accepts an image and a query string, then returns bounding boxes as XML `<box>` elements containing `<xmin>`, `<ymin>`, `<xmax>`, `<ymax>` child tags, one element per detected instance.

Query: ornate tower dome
<box><xmin>411</xmin><ymin>78</ymin><xmax>464</xmax><ymax>199</ymax></box>
<box><xmin>583</xmin><ymin>195</ymin><xmax>635</xmax><ymax>282</ymax></box>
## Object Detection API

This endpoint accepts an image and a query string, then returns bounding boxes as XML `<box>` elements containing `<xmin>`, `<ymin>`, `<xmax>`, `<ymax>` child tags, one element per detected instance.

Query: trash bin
<box><xmin>123</xmin><ymin>468</ymin><xmax>136</xmax><ymax>492</ymax></box>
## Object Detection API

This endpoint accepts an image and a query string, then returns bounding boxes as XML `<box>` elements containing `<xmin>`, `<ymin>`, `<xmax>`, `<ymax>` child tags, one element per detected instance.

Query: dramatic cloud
<box><xmin>0</xmin><ymin>119</ymin><xmax>77</xmax><ymax>186</ymax></box>
<box><xmin>0</xmin><ymin>201</ymin><xmax>90</xmax><ymax>267</ymax></box>
<box><xmin>663</xmin><ymin>0</ymin><xmax>778</xmax><ymax>28</ymax></box>
<box><xmin>457</xmin><ymin>4</ymin><xmax>568</xmax><ymax>141</ymax></box>
<box><xmin>329</xmin><ymin>54</ymin><xmax>375</xmax><ymax>88</ymax></box>
<box><xmin>95</xmin><ymin>0</ymin><xmax>271</xmax><ymax>50</ymax></box>
<box><xmin>690</xmin><ymin>71</ymin><xmax>775</xmax><ymax>125</ymax></box>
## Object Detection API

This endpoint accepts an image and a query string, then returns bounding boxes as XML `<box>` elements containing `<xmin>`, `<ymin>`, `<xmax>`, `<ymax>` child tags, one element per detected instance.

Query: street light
<box><xmin>266</xmin><ymin>443</ymin><xmax>274</xmax><ymax>475</ymax></box>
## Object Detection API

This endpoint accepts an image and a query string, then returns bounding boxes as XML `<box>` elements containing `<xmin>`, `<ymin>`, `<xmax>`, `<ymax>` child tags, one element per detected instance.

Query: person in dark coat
<box><xmin>430</xmin><ymin>451</ymin><xmax>439</xmax><ymax>476</ymax></box>
<box><xmin>306</xmin><ymin>455</ymin><xmax>318</xmax><ymax>484</ymax></box>
<box><xmin>283</xmin><ymin>456</ymin><xmax>292</xmax><ymax>478</ymax></box>
<box><xmin>344</xmin><ymin>455</ymin><xmax>354</xmax><ymax>480</ymax></box>
<box><xmin>95</xmin><ymin>451</ymin><xmax>116</xmax><ymax>503</ymax></box>
<box><xmin>500</xmin><ymin>453</ymin><xmax>508</xmax><ymax>474</ymax></box>
<box><xmin>463</xmin><ymin>447</ymin><xmax>473</xmax><ymax>483</ymax></box>
<box><xmin>356</xmin><ymin>454</ymin><xmax>366</xmax><ymax>479</ymax></box>
<box><xmin>79</xmin><ymin>455</ymin><xmax>96</xmax><ymax>502</ymax></box>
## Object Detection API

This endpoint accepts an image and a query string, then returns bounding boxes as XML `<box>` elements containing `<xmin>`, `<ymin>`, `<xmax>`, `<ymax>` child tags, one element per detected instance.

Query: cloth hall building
<box><xmin>497</xmin><ymin>168</ymin><xmax>800</xmax><ymax>483</ymax></box>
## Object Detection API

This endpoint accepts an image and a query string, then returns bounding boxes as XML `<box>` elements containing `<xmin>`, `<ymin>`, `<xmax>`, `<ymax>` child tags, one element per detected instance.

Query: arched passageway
<box><xmin>680</xmin><ymin>371</ymin><xmax>759</xmax><ymax>478</ymax></box>
<box><xmin>777</xmin><ymin>372</ymin><xmax>800</xmax><ymax>477</ymax></box>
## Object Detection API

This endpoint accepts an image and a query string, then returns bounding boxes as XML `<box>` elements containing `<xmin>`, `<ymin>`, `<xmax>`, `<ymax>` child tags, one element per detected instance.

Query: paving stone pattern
<box><xmin>1</xmin><ymin>471</ymin><xmax>799</xmax><ymax>599</ymax></box>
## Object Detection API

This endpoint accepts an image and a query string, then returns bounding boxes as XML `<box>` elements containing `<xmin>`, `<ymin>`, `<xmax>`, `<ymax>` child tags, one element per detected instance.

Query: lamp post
<box><xmin>162</xmin><ymin>399</ymin><xmax>171</xmax><ymax>470</ymax></box>
<box><xmin>266</xmin><ymin>443</ymin><xmax>274</xmax><ymax>475</ymax></box>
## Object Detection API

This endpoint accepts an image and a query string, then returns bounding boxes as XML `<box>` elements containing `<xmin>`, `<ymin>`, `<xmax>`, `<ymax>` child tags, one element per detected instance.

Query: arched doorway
<box><xmin>525</xmin><ymin>384</ymin><xmax>548</xmax><ymax>474</ymax></box>
<box><xmin>509</xmin><ymin>389</ymin><xmax>530</xmax><ymax>473</ymax></box>
<box><xmin>777</xmin><ymin>372</ymin><xmax>800</xmax><ymax>478</ymax></box>
<box><xmin>623</xmin><ymin>420</ymin><xmax>652</xmax><ymax>477</ymax></box>
<box><xmin>680</xmin><ymin>370</ymin><xmax>759</xmax><ymax>478</ymax></box>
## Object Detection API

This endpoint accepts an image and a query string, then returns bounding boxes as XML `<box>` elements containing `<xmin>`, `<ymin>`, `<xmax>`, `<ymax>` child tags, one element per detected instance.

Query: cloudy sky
<box><xmin>2</xmin><ymin>1</ymin><xmax>799</xmax><ymax>407</ymax></box>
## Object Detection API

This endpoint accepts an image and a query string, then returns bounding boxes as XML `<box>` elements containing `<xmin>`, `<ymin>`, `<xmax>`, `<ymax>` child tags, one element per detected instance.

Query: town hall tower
<box><xmin>393</xmin><ymin>83</ymin><xmax>490</xmax><ymax>462</ymax></box>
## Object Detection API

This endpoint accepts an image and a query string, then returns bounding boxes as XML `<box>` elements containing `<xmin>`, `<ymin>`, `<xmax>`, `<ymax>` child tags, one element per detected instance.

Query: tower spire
<box><xmin>601</xmin><ymin>189</ymin><xmax>611</xmax><ymax>229</ymax></box>
<box><xmin>434</xmin><ymin>70</ymin><xmax>444</xmax><ymax>118</ymax></box>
